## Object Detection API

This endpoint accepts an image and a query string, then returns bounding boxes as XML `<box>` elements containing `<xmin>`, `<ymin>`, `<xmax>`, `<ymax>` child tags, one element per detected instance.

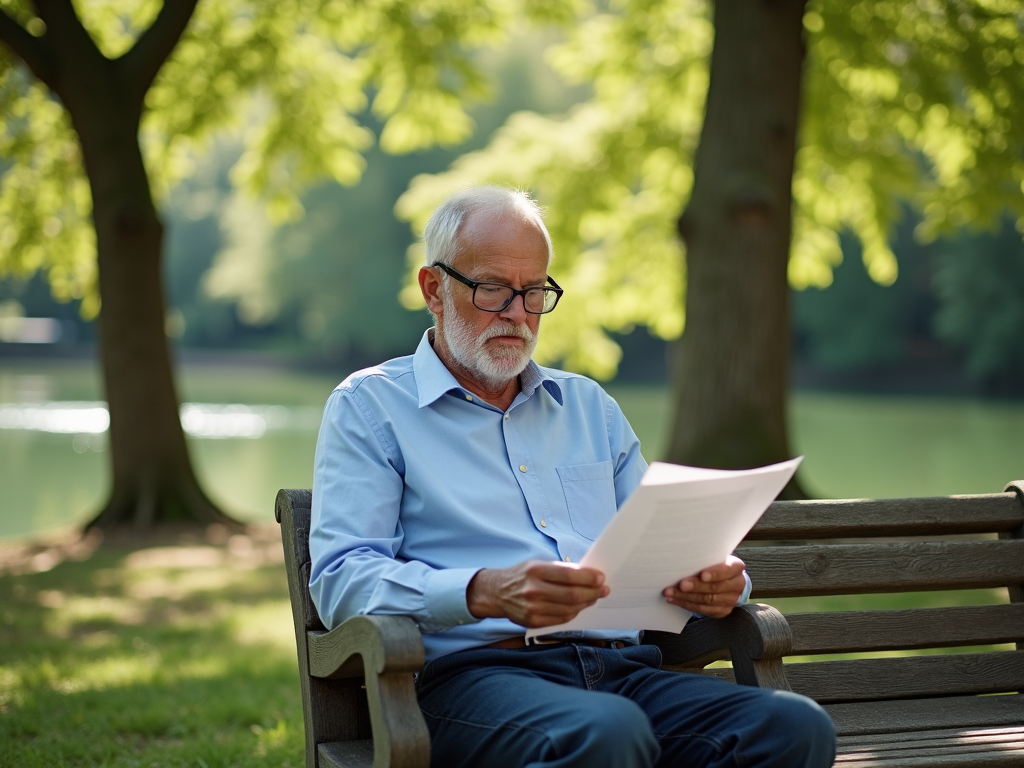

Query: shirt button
<box><xmin>519</xmin><ymin>464</ymin><xmax>528</xmax><ymax>473</ymax></box>
<box><xmin>465</xmin><ymin>394</ymin><xmax>473</xmax><ymax>401</ymax></box>
<box><xmin>563</xmin><ymin>556</ymin><xmax>571</xmax><ymax>562</ymax></box>
<box><xmin>504</xmin><ymin>413</ymin><xmax>510</xmax><ymax>420</ymax></box>
<box><xmin>540</xmin><ymin>520</ymin><xmax>547</xmax><ymax>528</ymax></box>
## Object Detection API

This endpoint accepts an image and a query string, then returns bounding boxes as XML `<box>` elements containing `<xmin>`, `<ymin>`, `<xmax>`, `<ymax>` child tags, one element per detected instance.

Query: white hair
<box><xmin>423</xmin><ymin>186</ymin><xmax>553</xmax><ymax>268</ymax></box>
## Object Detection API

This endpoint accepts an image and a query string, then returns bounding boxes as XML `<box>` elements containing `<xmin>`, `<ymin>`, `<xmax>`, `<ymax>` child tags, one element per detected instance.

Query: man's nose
<box><xmin>498</xmin><ymin>292</ymin><xmax>529</xmax><ymax>322</ymax></box>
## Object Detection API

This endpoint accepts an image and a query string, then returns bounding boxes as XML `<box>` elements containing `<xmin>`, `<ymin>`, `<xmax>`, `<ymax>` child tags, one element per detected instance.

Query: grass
<box><xmin>0</xmin><ymin>528</ymin><xmax>304</xmax><ymax>768</ymax></box>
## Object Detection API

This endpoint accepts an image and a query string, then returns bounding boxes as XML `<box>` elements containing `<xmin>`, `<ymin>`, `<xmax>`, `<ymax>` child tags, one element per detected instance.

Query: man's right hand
<box><xmin>466</xmin><ymin>560</ymin><xmax>610</xmax><ymax>629</ymax></box>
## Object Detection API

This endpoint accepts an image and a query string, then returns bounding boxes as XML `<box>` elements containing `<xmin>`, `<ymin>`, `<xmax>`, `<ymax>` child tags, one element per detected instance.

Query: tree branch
<box><xmin>33</xmin><ymin>0</ymin><xmax>99</xmax><ymax>58</ymax></box>
<box><xmin>0</xmin><ymin>8</ymin><xmax>54</xmax><ymax>86</ymax></box>
<box><xmin>120</xmin><ymin>0</ymin><xmax>201</xmax><ymax>106</ymax></box>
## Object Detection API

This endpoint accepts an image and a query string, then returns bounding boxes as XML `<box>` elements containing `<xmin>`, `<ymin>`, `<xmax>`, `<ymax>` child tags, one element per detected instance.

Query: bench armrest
<box><xmin>308</xmin><ymin>615</ymin><xmax>429</xmax><ymax>768</ymax></box>
<box><xmin>644</xmin><ymin>603</ymin><xmax>793</xmax><ymax>691</ymax></box>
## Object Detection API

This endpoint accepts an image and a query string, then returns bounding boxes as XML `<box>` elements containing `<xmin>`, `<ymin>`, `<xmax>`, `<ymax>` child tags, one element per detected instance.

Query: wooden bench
<box><xmin>277</xmin><ymin>482</ymin><xmax>1024</xmax><ymax>768</ymax></box>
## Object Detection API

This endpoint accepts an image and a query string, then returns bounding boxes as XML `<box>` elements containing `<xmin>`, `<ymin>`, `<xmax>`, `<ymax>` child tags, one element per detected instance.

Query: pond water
<box><xmin>2</xmin><ymin>359</ymin><xmax>1022</xmax><ymax>541</ymax></box>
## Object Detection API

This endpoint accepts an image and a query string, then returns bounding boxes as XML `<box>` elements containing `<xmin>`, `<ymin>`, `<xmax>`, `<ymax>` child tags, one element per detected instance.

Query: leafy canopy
<box><xmin>397</xmin><ymin>0</ymin><xmax>1024</xmax><ymax>378</ymax></box>
<box><xmin>0</xmin><ymin>0</ymin><xmax>564</xmax><ymax>313</ymax></box>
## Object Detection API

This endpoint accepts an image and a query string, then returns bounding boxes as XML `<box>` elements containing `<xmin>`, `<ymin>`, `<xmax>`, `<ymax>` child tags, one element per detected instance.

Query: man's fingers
<box><xmin>701</xmin><ymin>556</ymin><xmax>746</xmax><ymax>580</ymax></box>
<box><xmin>671</xmin><ymin>574</ymin><xmax>745</xmax><ymax>596</ymax></box>
<box><xmin>528</xmin><ymin>562</ymin><xmax>606</xmax><ymax>587</ymax></box>
<box><xmin>528</xmin><ymin>561</ymin><xmax>606</xmax><ymax>589</ymax></box>
<box><xmin>526</xmin><ymin>581</ymin><xmax>609</xmax><ymax>606</ymax></box>
<box><xmin>518</xmin><ymin>590</ymin><xmax>606</xmax><ymax>627</ymax></box>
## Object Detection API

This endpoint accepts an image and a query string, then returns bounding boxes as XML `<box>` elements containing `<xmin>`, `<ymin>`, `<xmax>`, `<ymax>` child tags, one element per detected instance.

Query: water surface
<box><xmin>2</xmin><ymin>360</ymin><xmax>1022</xmax><ymax>541</ymax></box>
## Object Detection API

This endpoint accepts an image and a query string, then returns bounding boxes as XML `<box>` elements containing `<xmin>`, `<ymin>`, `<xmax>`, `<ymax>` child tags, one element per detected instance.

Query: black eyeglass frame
<box><xmin>431</xmin><ymin>262</ymin><xmax>564</xmax><ymax>314</ymax></box>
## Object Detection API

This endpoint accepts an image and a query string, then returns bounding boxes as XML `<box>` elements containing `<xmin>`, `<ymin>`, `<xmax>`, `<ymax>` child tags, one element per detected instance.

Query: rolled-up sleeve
<box><xmin>309</xmin><ymin>387</ymin><xmax>480</xmax><ymax>633</ymax></box>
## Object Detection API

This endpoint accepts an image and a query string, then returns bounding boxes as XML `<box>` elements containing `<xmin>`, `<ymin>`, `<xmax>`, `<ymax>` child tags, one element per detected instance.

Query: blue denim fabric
<box><xmin>416</xmin><ymin>643</ymin><xmax>836</xmax><ymax>768</ymax></box>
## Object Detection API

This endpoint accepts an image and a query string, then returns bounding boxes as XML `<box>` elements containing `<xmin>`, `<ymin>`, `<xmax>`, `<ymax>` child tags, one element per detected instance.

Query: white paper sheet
<box><xmin>525</xmin><ymin>457</ymin><xmax>802</xmax><ymax>638</ymax></box>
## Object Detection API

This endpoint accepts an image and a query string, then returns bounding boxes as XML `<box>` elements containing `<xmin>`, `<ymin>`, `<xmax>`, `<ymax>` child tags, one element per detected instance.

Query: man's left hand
<box><xmin>662</xmin><ymin>555</ymin><xmax>746</xmax><ymax>619</ymax></box>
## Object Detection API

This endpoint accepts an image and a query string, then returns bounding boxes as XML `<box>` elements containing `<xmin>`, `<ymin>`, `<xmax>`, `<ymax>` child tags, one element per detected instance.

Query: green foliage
<box><xmin>398</xmin><ymin>0</ymin><xmax>710</xmax><ymax>378</ymax></box>
<box><xmin>0</xmin><ymin>0</ymin><xmax>522</xmax><ymax>307</ymax></box>
<box><xmin>398</xmin><ymin>0</ymin><xmax>1024</xmax><ymax>379</ymax></box>
<box><xmin>158</xmin><ymin>33</ymin><xmax>586</xmax><ymax>359</ymax></box>
<box><xmin>934</xmin><ymin>221</ymin><xmax>1024</xmax><ymax>388</ymax></box>
<box><xmin>793</xmin><ymin>0</ymin><xmax>1024</xmax><ymax>290</ymax></box>
<box><xmin>794</xmin><ymin>234</ymin><xmax>909</xmax><ymax>372</ymax></box>
<box><xmin>0</xmin><ymin>59</ymin><xmax>95</xmax><ymax>314</ymax></box>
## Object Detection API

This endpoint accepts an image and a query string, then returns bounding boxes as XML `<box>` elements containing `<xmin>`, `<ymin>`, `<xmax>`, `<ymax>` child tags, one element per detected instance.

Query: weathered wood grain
<box><xmin>834</xmin><ymin>749</ymin><xmax>1024</xmax><ymax>767</ymax></box>
<box><xmin>307</xmin><ymin>616</ymin><xmax>424</xmax><ymax>680</ymax></box>
<box><xmin>785</xmin><ymin>604</ymin><xmax>1024</xmax><ymax>654</ymax></box>
<box><xmin>317</xmin><ymin>741</ymin><xmax>374</xmax><ymax>768</ymax></box>
<box><xmin>646</xmin><ymin>603</ymin><xmax>792</xmax><ymax>688</ymax></box>
<box><xmin>838</xmin><ymin>726</ymin><xmax>1024</xmax><ymax>749</ymax></box>
<box><xmin>748</xmin><ymin>494</ymin><xmax>1023</xmax><ymax>540</ymax></box>
<box><xmin>782</xmin><ymin>651</ymin><xmax>1024</xmax><ymax>702</ymax></box>
<box><xmin>839</xmin><ymin>742</ymin><xmax>1024</xmax><ymax>760</ymax></box>
<box><xmin>1001</xmin><ymin>482</ymin><xmax>1024</xmax><ymax>656</ymax></box>
<box><xmin>824</xmin><ymin>695</ymin><xmax>1024</xmax><ymax>737</ymax></box>
<box><xmin>740</xmin><ymin>539</ymin><xmax>1024</xmax><ymax>598</ymax></box>
<box><xmin>319</xmin><ymin>739</ymin><xmax>374</xmax><ymax>768</ymax></box>
<box><xmin>278</xmin><ymin>489</ymin><xmax>429</xmax><ymax>768</ymax></box>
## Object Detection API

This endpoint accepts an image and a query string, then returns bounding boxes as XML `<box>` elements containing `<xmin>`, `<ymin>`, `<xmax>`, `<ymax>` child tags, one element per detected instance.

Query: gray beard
<box><xmin>440</xmin><ymin>302</ymin><xmax>538</xmax><ymax>389</ymax></box>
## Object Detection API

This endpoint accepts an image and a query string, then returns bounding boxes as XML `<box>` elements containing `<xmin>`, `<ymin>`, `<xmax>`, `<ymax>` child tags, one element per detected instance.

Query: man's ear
<box><xmin>419</xmin><ymin>266</ymin><xmax>445</xmax><ymax>316</ymax></box>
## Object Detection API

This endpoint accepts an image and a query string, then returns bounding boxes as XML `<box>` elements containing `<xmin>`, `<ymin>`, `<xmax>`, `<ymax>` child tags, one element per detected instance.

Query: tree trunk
<box><xmin>0</xmin><ymin>3</ymin><xmax>232</xmax><ymax>530</ymax></box>
<box><xmin>668</xmin><ymin>0</ymin><xmax>809</xmax><ymax>498</ymax></box>
<box><xmin>75</xmin><ymin>98</ymin><xmax>227</xmax><ymax>529</ymax></box>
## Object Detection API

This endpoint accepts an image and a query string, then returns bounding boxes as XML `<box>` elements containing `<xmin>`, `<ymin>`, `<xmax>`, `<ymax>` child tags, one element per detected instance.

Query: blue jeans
<box><xmin>416</xmin><ymin>643</ymin><xmax>836</xmax><ymax>768</ymax></box>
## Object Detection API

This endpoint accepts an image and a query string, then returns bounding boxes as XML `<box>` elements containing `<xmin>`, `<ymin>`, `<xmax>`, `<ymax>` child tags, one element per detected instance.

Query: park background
<box><xmin>1</xmin><ymin>2</ymin><xmax>1024</xmax><ymax>766</ymax></box>
<box><xmin>2</xmin><ymin>28</ymin><xmax>1023</xmax><ymax>540</ymax></box>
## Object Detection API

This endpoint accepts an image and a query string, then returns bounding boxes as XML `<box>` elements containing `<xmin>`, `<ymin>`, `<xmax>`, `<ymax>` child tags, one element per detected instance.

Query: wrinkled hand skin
<box><xmin>467</xmin><ymin>560</ymin><xmax>610</xmax><ymax>628</ymax></box>
<box><xmin>663</xmin><ymin>555</ymin><xmax>747</xmax><ymax>619</ymax></box>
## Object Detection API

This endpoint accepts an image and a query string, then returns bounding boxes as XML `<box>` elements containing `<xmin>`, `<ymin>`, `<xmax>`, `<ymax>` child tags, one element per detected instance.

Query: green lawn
<box><xmin>0</xmin><ymin>530</ymin><xmax>304</xmax><ymax>768</ymax></box>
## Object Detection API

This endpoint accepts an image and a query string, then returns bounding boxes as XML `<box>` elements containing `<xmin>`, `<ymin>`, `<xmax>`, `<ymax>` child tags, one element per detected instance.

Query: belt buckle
<box><xmin>525</xmin><ymin>636</ymin><xmax>563</xmax><ymax>646</ymax></box>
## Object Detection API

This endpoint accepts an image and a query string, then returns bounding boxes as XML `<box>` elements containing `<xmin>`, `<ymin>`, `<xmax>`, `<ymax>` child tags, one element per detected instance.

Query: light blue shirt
<box><xmin>310</xmin><ymin>330</ymin><xmax>746</xmax><ymax>662</ymax></box>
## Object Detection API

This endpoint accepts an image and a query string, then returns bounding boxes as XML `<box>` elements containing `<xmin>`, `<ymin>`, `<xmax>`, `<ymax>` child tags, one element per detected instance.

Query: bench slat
<box><xmin>784</xmin><ymin>651</ymin><xmax>1024</xmax><ymax>703</ymax></box>
<box><xmin>749</xmin><ymin>495</ymin><xmax>1023</xmax><ymax>540</ymax></box>
<box><xmin>824</xmin><ymin>694</ymin><xmax>1024</xmax><ymax>737</ymax></box>
<box><xmin>839</xmin><ymin>726</ymin><xmax>1024</xmax><ymax>748</ymax></box>
<box><xmin>785</xmin><ymin>604</ymin><xmax>1024</xmax><ymax>654</ymax></box>
<box><xmin>841</xmin><ymin>736</ymin><xmax>1024</xmax><ymax>757</ymax></box>
<box><xmin>741</xmin><ymin>540</ymin><xmax>1024</xmax><ymax>598</ymax></box>
<box><xmin>834</xmin><ymin>748</ymin><xmax>1024</xmax><ymax>767</ymax></box>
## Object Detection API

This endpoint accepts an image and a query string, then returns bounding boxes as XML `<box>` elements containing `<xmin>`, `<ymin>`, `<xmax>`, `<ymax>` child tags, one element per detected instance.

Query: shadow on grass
<box><xmin>0</xmin><ymin>530</ymin><xmax>306</xmax><ymax>768</ymax></box>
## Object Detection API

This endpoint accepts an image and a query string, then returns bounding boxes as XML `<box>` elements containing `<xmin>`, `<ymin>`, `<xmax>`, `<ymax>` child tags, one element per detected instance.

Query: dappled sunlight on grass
<box><xmin>230</xmin><ymin>601</ymin><xmax>297</xmax><ymax>653</ymax></box>
<box><xmin>0</xmin><ymin>533</ymin><xmax>305</xmax><ymax>767</ymax></box>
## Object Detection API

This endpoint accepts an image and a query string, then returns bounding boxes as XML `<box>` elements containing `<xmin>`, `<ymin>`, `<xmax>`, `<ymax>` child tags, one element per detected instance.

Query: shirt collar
<box><xmin>413</xmin><ymin>328</ymin><xmax>563</xmax><ymax>409</ymax></box>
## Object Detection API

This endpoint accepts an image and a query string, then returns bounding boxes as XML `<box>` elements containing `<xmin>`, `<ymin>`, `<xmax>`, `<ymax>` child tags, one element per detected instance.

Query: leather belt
<box><xmin>484</xmin><ymin>636</ymin><xmax>627</xmax><ymax>650</ymax></box>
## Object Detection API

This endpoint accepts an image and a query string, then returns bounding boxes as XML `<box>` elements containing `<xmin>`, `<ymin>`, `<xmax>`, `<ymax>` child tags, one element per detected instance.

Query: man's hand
<box><xmin>467</xmin><ymin>560</ymin><xmax>610</xmax><ymax>629</ymax></box>
<box><xmin>662</xmin><ymin>555</ymin><xmax>746</xmax><ymax>619</ymax></box>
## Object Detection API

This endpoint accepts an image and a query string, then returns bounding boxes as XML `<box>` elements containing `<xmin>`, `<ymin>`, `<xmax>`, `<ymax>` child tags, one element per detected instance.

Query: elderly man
<box><xmin>310</xmin><ymin>186</ymin><xmax>836</xmax><ymax>768</ymax></box>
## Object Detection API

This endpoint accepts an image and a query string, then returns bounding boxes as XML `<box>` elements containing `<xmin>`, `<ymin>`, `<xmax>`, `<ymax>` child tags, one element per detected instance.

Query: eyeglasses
<box><xmin>431</xmin><ymin>262</ymin><xmax>564</xmax><ymax>314</ymax></box>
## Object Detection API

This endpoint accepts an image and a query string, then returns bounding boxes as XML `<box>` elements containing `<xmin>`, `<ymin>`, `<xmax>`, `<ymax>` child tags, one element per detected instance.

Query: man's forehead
<box><xmin>456</xmin><ymin>212</ymin><xmax>550</xmax><ymax>277</ymax></box>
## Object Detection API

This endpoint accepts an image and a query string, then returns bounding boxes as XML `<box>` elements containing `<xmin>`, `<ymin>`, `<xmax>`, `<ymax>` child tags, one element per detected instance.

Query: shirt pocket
<box><xmin>556</xmin><ymin>461</ymin><xmax>617</xmax><ymax>541</ymax></box>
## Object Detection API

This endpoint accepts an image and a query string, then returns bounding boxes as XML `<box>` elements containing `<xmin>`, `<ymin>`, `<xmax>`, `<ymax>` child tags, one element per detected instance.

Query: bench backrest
<box><xmin>736</xmin><ymin>484</ymin><xmax>1024</xmax><ymax>705</ymax></box>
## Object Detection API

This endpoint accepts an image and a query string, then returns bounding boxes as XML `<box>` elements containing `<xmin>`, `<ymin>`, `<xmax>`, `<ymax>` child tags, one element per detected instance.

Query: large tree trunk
<box><xmin>0</xmin><ymin>1</ymin><xmax>231</xmax><ymax>529</ymax></box>
<box><xmin>668</xmin><ymin>0</ymin><xmax>808</xmax><ymax>498</ymax></box>
<box><xmin>70</xmin><ymin>74</ymin><xmax>226</xmax><ymax>529</ymax></box>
